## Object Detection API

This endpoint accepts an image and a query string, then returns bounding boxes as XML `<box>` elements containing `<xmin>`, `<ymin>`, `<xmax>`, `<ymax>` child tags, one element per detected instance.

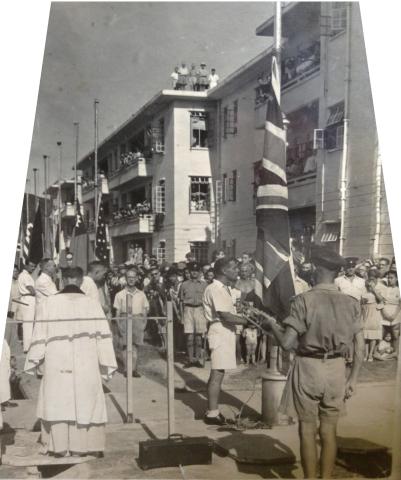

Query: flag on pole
<box><xmin>29</xmin><ymin>204</ymin><xmax>44</xmax><ymax>265</ymax></box>
<box><xmin>70</xmin><ymin>199</ymin><xmax>92</xmax><ymax>270</ymax></box>
<box><xmin>95</xmin><ymin>194</ymin><xmax>110</xmax><ymax>265</ymax></box>
<box><xmin>22</xmin><ymin>222</ymin><xmax>33</xmax><ymax>266</ymax></box>
<box><xmin>254</xmin><ymin>55</ymin><xmax>295</xmax><ymax>320</ymax></box>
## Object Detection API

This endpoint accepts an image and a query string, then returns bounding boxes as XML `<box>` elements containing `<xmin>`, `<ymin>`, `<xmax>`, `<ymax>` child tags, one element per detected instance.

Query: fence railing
<box><xmin>7</xmin><ymin>300</ymin><xmax>175</xmax><ymax>432</ymax></box>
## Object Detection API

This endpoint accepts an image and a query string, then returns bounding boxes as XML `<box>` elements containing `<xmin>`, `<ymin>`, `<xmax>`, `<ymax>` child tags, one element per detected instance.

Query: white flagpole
<box><xmin>94</xmin><ymin>100</ymin><xmax>99</xmax><ymax>232</ymax></box>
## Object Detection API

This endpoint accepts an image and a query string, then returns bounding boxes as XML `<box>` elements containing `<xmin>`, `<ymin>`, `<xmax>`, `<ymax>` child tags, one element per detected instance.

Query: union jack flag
<box><xmin>254</xmin><ymin>55</ymin><xmax>295</xmax><ymax>320</ymax></box>
<box><xmin>95</xmin><ymin>195</ymin><xmax>110</xmax><ymax>265</ymax></box>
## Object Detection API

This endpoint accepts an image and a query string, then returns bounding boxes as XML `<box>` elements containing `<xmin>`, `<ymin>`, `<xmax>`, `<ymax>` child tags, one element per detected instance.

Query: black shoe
<box><xmin>132</xmin><ymin>370</ymin><xmax>141</xmax><ymax>378</ymax></box>
<box><xmin>183</xmin><ymin>362</ymin><xmax>195</xmax><ymax>369</ymax></box>
<box><xmin>195</xmin><ymin>361</ymin><xmax>204</xmax><ymax>368</ymax></box>
<box><xmin>204</xmin><ymin>413</ymin><xmax>227</xmax><ymax>426</ymax></box>
<box><xmin>2</xmin><ymin>401</ymin><xmax>18</xmax><ymax>408</ymax></box>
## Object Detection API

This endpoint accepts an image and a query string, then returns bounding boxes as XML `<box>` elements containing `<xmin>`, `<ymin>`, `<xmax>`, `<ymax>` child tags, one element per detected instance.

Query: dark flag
<box><xmin>29</xmin><ymin>205</ymin><xmax>44</xmax><ymax>265</ymax></box>
<box><xmin>70</xmin><ymin>199</ymin><xmax>92</xmax><ymax>270</ymax></box>
<box><xmin>254</xmin><ymin>56</ymin><xmax>295</xmax><ymax>320</ymax></box>
<box><xmin>95</xmin><ymin>196</ymin><xmax>110</xmax><ymax>265</ymax></box>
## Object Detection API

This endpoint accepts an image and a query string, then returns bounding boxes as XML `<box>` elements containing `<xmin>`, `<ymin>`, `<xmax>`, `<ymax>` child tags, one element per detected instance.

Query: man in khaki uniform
<box><xmin>261</xmin><ymin>245</ymin><xmax>365</xmax><ymax>479</ymax></box>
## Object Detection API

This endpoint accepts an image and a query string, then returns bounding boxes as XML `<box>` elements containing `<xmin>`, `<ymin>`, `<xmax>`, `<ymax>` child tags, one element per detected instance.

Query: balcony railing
<box><xmin>61</xmin><ymin>203</ymin><xmax>76</xmax><ymax>218</ymax></box>
<box><xmin>109</xmin><ymin>153</ymin><xmax>149</xmax><ymax>179</ymax></box>
<box><xmin>109</xmin><ymin>213</ymin><xmax>155</xmax><ymax>235</ymax></box>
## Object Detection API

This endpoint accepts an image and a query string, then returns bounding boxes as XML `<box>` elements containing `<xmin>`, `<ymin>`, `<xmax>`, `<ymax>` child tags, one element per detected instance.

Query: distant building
<box><xmin>78</xmin><ymin>90</ymin><xmax>216</xmax><ymax>264</ymax></box>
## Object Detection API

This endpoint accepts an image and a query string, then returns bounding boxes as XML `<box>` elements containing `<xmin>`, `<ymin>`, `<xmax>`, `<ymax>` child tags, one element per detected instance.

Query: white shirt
<box><xmin>81</xmin><ymin>276</ymin><xmax>100</xmax><ymax>303</ymax></box>
<box><xmin>18</xmin><ymin>270</ymin><xmax>35</xmax><ymax>296</ymax></box>
<box><xmin>114</xmin><ymin>288</ymin><xmax>149</xmax><ymax>315</ymax></box>
<box><xmin>35</xmin><ymin>272</ymin><xmax>58</xmax><ymax>302</ymax></box>
<box><xmin>208</xmin><ymin>73</ymin><xmax>219</xmax><ymax>88</ymax></box>
<box><xmin>335</xmin><ymin>275</ymin><xmax>366</xmax><ymax>301</ymax></box>
<box><xmin>203</xmin><ymin>279</ymin><xmax>236</xmax><ymax>324</ymax></box>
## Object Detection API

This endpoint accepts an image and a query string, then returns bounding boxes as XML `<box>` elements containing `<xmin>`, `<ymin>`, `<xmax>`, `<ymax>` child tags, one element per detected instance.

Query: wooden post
<box><xmin>126</xmin><ymin>294</ymin><xmax>134</xmax><ymax>423</ymax></box>
<box><xmin>166</xmin><ymin>301</ymin><xmax>175</xmax><ymax>436</ymax></box>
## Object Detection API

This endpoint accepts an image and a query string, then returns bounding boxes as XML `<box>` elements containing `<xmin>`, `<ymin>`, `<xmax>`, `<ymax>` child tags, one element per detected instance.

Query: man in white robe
<box><xmin>25</xmin><ymin>267</ymin><xmax>117</xmax><ymax>457</ymax></box>
<box><xmin>35</xmin><ymin>259</ymin><xmax>58</xmax><ymax>303</ymax></box>
<box><xmin>16</xmin><ymin>261</ymin><xmax>37</xmax><ymax>353</ymax></box>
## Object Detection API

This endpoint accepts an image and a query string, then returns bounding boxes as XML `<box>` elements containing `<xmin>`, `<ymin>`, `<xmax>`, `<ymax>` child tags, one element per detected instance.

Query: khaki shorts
<box><xmin>208</xmin><ymin>322</ymin><xmax>236</xmax><ymax>370</ymax></box>
<box><xmin>183</xmin><ymin>306</ymin><xmax>207</xmax><ymax>334</ymax></box>
<box><xmin>280</xmin><ymin>356</ymin><xmax>346</xmax><ymax>423</ymax></box>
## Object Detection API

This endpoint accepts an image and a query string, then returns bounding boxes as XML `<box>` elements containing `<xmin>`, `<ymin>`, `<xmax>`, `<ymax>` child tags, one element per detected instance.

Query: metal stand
<box><xmin>126</xmin><ymin>295</ymin><xmax>133</xmax><ymax>423</ymax></box>
<box><xmin>166</xmin><ymin>301</ymin><xmax>175</xmax><ymax>436</ymax></box>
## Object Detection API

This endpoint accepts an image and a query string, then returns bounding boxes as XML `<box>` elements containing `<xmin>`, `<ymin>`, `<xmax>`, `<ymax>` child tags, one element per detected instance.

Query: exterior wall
<box><xmin>218</xmin><ymin>81</ymin><xmax>260</xmax><ymax>256</ymax></box>
<box><xmin>171</xmin><ymin>101</ymin><xmax>214</xmax><ymax>262</ymax></box>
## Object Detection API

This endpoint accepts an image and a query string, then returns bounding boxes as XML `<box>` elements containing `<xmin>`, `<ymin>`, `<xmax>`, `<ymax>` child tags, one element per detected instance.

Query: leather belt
<box><xmin>184</xmin><ymin>304</ymin><xmax>202</xmax><ymax>308</ymax></box>
<box><xmin>297</xmin><ymin>352</ymin><xmax>343</xmax><ymax>360</ymax></box>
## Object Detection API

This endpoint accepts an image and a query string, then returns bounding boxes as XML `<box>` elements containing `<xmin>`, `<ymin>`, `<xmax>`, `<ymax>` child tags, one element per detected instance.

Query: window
<box><xmin>154</xmin><ymin>180</ymin><xmax>166</xmax><ymax>214</ymax></box>
<box><xmin>189</xmin><ymin>176</ymin><xmax>210</xmax><ymax>212</ymax></box>
<box><xmin>190</xmin><ymin>111</ymin><xmax>208</xmax><ymax>148</ymax></box>
<box><xmin>222</xmin><ymin>173</ymin><xmax>227</xmax><ymax>203</ymax></box>
<box><xmin>190</xmin><ymin>241</ymin><xmax>209</xmax><ymax>265</ymax></box>
<box><xmin>325</xmin><ymin>102</ymin><xmax>344</xmax><ymax>150</ymax></box>
<box><xmin>331</xmin><ymin>2</ymin><xmax>347</xmax><ymax>35</ymax></box>
<box><xmin>228</xmin><ymin>170</ymin><xmax>237</xmax><ymax>202</ymax></box>
<box><xmin>215</xmin><ymin>179</ymin><xmax>223</xmax><ymax>205</ymax></box>
<box><xmin>320</xmin><ymin>222</ymin><xmax>340</xmax><ymax>243</ymax></box>
<box><xmin>152</xmin><ymin>118</ymin><xmax>165</xmax><ymax>153</ymax></box>
<box><xmin>223</xmin><ymin>101</ymin><xmax>238</xmax><ymax>137</ymax></box>
<box><xmin>154</xmin><ymin>241</ymin><xmax>166</xmax><ymax>263</ymax></box>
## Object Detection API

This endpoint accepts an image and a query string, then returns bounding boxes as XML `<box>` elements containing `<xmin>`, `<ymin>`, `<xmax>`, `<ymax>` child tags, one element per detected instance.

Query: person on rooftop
<box><xmin>197</xmin><ymin>63</ymin><xmax>209</xmax><ymax>91</ymax></box>
<box><xmin>208</xmin><ymin>68</ymin><xmax>219</xmax><ymax>89</ymax></box>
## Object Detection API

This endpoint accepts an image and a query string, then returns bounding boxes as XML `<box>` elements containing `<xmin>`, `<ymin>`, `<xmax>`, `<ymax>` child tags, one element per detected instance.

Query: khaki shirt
<box><xmin>180</xmin><ymin>279</ymin><xmax>207</xmax><ymax>306</ymax></box>
<box><xmin>283</xmin><ymin>283</ymin><xmax>362</xmax><ymax>356</ymax></box>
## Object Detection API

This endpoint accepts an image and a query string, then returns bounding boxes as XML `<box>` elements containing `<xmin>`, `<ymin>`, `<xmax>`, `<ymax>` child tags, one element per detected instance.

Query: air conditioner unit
<box><xmin>313</xmin><ymin>129</ymin><xmax>325</xmax><ymax>150</ymax></box>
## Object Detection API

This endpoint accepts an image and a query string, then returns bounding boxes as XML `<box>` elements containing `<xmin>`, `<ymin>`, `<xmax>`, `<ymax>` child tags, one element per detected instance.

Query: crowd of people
<box><xmin>111</xmin><ymin>200</ymin><xmax>152</xmax><ymax>223</ymax></box>
<box><xmin>1</xmin><ymin>243</ymin><xmax>399</xmax><ymax>466</ymax></box>
<box><xmin>170</xmin><ymin>62</ymin><xmax>219</xmax><ymax>91</ymax></box>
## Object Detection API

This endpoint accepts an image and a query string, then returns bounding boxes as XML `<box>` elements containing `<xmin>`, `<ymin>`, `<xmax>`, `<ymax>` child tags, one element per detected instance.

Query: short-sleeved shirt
<box><xmin>113</xmin><ymin>288</ymin><xmax>149</xmax><ymax>315</ymax></box>
<box><xmin>35</xmin><ymin>273</ymin><xmax>58</xmax><ymax>302</ymax></box>
<box><xmin>18</xmin><ymin>270</ymin><xmax>34</xmax><ymax>296</ymax></box>
<box><xmin>180</xmin><ymin>279</ymin><xmax>207</xmax><ymax>307</ymax></box>
<box><xmin>283</xmin><ymin>283</ymin><xmax>362</xmax><ymax>356</ymax></box>
<box><xmin>202</xmin><ymin>279</ymin><xmax>236</xmax><ymax>324</ymax></box>
<box><xmin>335</xmin><ymin>275</ymin><xmax>366</xmax><ymax>301</ymax></box>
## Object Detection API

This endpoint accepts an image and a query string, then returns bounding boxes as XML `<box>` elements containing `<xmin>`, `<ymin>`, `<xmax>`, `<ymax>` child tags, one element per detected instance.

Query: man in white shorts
<box><xmin>202</xmin><ymin>258</ymin><xmax>248</xmax><ymax>425</ymax></box>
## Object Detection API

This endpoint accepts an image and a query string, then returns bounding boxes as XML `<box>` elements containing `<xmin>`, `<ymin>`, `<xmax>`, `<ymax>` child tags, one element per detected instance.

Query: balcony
<box><xmin>108</xmin><ymin>154</ymin><xmax>152</xmax><ymax>191</ymax></box>
<box><xmin>82</xmin><ymin>176</ymin><xmax>109</xmax><ymax>203</ymax></box>
<box><xmin>60</xmin><ymin>203</ymin><xmax>76</xmax><ymax>218</ymax></box>
<box><xmin>109</xmin><ymin>214</ymin><xmax>155</xmax><ymax>236</ymax></box>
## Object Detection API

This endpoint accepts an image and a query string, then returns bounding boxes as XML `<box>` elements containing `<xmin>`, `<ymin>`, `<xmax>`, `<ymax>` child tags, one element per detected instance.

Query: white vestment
<box><xmin>0</xmin><ymin>340</ymin><xmax>11</xmax><ymax>404</ymax></box>
<box><xmin>16</xmin><ymin>270</ymin><xmax>35</xmax><ymax>352</ymax></box>
<box><xmin>81</xmin><ymin>276</ymin><xmax>101</xmax><ymax>304</ymax></box>
<box><xmin>24</xmin><ymin>290</ymin><xmax>117</xmax><ymax>427</ymax></box>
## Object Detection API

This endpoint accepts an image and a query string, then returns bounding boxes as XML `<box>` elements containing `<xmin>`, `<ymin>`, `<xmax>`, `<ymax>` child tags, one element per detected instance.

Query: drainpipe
<box><xmin>373</xmin><ymin>146</ymin><xmax>382</xmax><ymax>256</ymax></box>
<box><xmin>339</xmin><ymin>2</ymin><xmax>352</xmax><ymax>256</ymax></box>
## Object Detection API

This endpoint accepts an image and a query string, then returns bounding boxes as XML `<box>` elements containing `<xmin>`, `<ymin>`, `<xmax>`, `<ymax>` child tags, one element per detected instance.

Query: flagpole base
<box><xmin>261</xmin><ymin>371</ymin><xmax>288</xmax><ymax>427</ymax></box>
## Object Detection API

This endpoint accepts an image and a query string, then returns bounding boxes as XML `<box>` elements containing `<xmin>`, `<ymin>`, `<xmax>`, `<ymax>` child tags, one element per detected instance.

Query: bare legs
<box><xmin>207</xmin><ymin>369</ymin><xmax>224</xmax><ymax>411</ymax></box>
<box><xmin>299</xmin><ymin>419</ymin><xmax>338</xmax><ymax>479</ymax></box>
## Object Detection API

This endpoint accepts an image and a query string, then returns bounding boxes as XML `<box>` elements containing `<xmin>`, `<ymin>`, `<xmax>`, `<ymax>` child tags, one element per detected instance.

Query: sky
<box><xmin>27</xmin><ymin>2</ymin><xmax>274</xmax><ymax>193</ymax></box>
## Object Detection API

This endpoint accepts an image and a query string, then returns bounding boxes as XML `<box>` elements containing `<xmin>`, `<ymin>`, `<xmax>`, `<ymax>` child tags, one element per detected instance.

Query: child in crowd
<box><xmin>361</xmin><ymin>270</ymin><xmax>384</xmax><ymax>361</ymax></box>
<box><xmin>377</xmin><ymin>269</ymin><xmax>400</xmax><ymax>356</ymax></box>
<box><xmin>242</xmin><ymin>324</ymin><xmax>259</xmax><ymax>365</ymax></box>
<box><xmin>373</xmin><ymin>332</ymin><xmax>397</xmax><ymax>361</ymax></box>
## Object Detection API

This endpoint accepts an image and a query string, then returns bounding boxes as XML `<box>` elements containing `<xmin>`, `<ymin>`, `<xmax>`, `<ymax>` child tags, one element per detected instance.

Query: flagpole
<box><xmin>94</xmin><ymin>100</ymin><xmax>99</xmax><ymax>231</ymax></box>
<box><xmin>57</xmin><ymin>141</ymin><xmax>62</xmax><ymax>264</ymax></box>
<box><xmin>33</xmin><ymin>168</ymin><xmax>38</xmax><ymax>210</ymax></box>
<box><xmin>74</xmin><ymin>122</ymin><xmax>79</xmax><ymax>204</ymax></box>
<box><xmin>25</xmin><ymin>178</ymin><xmax>30</xmax><ymax>227</ymax></box>
<box><xmin>43</xmin><ymin>155</ymin><xmax>49</xmax><ymax>255</ymax></box>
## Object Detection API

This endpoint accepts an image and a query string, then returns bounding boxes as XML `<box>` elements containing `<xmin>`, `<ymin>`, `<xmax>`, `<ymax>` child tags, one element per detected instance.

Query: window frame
<box><xmin>189</xmin><ymin>176</ymin><xmax>211</xmax><ymax>213</ymax></box>
<box><xmin>331</xmin><ymin>2</ymin><xmax>347</xmax><ymax>35</ymax></box>
<box><xmin>190</xmin><ymin>111</ymin><xmax>209</xmax><ymax>149</ymax></box>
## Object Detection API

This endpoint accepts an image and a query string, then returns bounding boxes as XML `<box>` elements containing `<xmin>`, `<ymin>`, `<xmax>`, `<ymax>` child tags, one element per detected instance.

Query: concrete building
<box><xmin>76</xmin><ymin>2</ymin><xmax>393</xmax><ymax>266</ymax></box>
<box><xmin>208</xmin><ymin>1</ymin><xmax>393</xmax><ymax>260</ymax></box>
<box><xmin>78</xmin><ymin>90</ymin><xmax>216</xmax><ymax>264</ymax></box>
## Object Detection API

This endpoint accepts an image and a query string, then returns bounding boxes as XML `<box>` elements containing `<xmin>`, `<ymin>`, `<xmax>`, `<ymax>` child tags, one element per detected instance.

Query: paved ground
<box><xmin>0</xmin><ymin>341</ymin><xmax>398</xmax><ymax>478</ymax></box>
